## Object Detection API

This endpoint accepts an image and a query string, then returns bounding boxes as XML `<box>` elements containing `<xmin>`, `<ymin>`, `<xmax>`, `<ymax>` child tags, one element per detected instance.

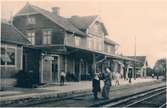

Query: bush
<box><xmin>15</xmin><ymin>70</ymin><xmax>37</xmax><ymax>88</ymax></box>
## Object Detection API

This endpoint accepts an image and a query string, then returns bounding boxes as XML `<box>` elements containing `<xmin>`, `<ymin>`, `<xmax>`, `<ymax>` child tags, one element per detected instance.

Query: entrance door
<box><xmin>52</xmin><ymin>56</ymin><xmax>58</xmax><ymax>82</ymax></box>
<box><xmin>42</xmin><ymin>56</ymin><xmax>52</xmax><ymax>83</ymax></box>
<box><xmin>23</xmin><ymin>53</ymin><xmax>28</xmax><ymax>72</ymax></box>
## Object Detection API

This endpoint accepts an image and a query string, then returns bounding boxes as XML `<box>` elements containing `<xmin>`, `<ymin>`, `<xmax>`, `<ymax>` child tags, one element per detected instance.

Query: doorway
<box><xmin>52</xmin><ymin>56</ymin><xmax>59</xmax><ymax>82</ymax></box>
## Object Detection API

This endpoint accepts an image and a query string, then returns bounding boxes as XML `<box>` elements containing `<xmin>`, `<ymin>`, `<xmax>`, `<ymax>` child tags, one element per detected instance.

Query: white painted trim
<box><xmin>0</xmin><ymin>44</ymin><xmax>17</xmax><ymax>68</ymax></box>
<box><xmin>50</xmin><ymin>60</ymin><xmax>52</xmax><ymax>82</ymax></box>
<box><xmin>20</xmin><ymin>46</ymin><xmax>23</xmax><ymax>70</ymax></box>
<box><xmin>40</xmin><ymin>56</ymin><xmax>44</xmax><ymax>83</ymax></box>
<box><xmin>58</xmin><ymin>55</ymin><xmax>60</xmax><ymax>82</ymax></box>
<box><xmin>42</xmin><ymin>29</ymin><xmax>52</xmax><ymax>45</ymax></box>
<box><xmin>65</xmin><ymin>55</ymin><xmax>67</xmax><ymax>74</ymax></box>
<box><xmin>15</xmin><ymin>45</ymin><xmax>17</xmax><ymax>68</ymax></box>
<box><xmin>49</xmin><ymin>54</ymin><xmax>60</xmax><ymax>82</ymax></box>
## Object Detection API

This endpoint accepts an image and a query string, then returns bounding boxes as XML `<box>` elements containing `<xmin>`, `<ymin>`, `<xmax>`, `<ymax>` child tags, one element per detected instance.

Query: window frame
<box><xmin>75</xmin><ymin>36</ymin><xmax>80</xmax><ymax>47</ymax></box>
<box><xmin>107</xmin><ymin>45</ymin><xmax>111</xmax><ymax>53</ymax></box>
<box><xmin>87</xmin><ymin>37</ymin><xmax>93</xmax><ymax>49</ymax></box>
<box><xmin>0</xmin><ymin>44</ymin><xmax>17</xmax><ymax>67</ymax></box>
<box><xmin>93</xmin><ymin>37</ymin><xmax>102</xmax><ymax>51</ymax></box>
<box><xmin>42</xmin><ymin>29</ymin><xmax>52</xmax><ymax>44</ymax></box>
<box><xmin>27</xmin><ymin>31</ymin><xmax>35</xmax><ymax>45</ymax></box>
<box><xmin>27</xmin><ymin>16</ymin><xmax>36</xmax><ymax>25</ymax></box>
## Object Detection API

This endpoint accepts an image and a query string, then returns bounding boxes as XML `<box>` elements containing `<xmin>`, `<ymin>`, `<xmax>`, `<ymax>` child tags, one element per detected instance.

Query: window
<box><xmin>0</xmin><ymin>47</ymin><xmax>16</xmax><ymax>66</ymax></box>
<box><xmin>93</xmin><ymin>38</ymin><xmax>102</xmax><ymax>51</ymax></box>
<box><xmin>43</xmin><ymin>30</ymin><xmax>52</xmax><ymax>44</ymax></box>
<box><xmin>97</xmin><ymin>38</ymin><xmax>102</xmax><ymax>51</ymax></box>
<box><xmin>93</xmin><ymin>38</ymin><xmax>97</xmax><ymax>50</ymax></box>
<box><xmin>107</xmin><ymin>45</ymin><xmax>111</xmax><ymax>53</ymax></box>
<box><xmin>75</xmin><ymin>36</ymin><xmax>80</xmax><ymax>47</ymax></box>
<box><xmin>27</xmin><ymin>31</ymin><xmax>35</xmax><ymax>45</ymax></box>
<box><xmin>6</xmin><ymin>48</ymin><xmax>15</xmax><ymax>65</ymax></box>
<box><xmin>27</xmin><ymin>16</ymin><xmax>36</xmax><ymax>24</ymax></box>
<box><xmin>88</xmin><ymin>38</ymin><xmax>93</xmax><ymax>49</ymax></box>
<box><xmin>1</xmin><ymin>47</ymin><xmax>5</xmax><ymax>65</ymax></box>
<box><xmin>110</xmin><ymin>46</ymin><xmax>115</xmax><ymax>54</ymax></box>
<box><xmin>99</xmin><ymin>39</ymin><xmax>103</xmax><ymax>51</ymax></box>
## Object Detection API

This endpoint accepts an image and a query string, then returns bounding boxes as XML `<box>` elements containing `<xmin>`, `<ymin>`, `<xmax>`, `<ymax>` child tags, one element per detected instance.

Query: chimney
<box><xmin>52</xmin><ymin>7</ymin><xmax>60</xmax><ymax>16</ymax></box>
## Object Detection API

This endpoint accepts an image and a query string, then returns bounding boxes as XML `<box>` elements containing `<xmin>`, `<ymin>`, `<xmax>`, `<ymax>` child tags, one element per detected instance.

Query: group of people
<box><xmin>60</xmin><ymin>67</ymin><xmax>132</xmax><ymax>100</ymax></box>
<box><xmin>92</xmin><ymin>67</ymin><xmax>114</xmax><ymax>99</ymax></box>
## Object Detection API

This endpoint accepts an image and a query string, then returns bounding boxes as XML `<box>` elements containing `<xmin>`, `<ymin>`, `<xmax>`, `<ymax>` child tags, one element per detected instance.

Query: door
<box><xmin>75</xmin><ymin>61</ymin><xmax>80</xmax><ymax>81</ymax></box>
<box><xmin>52</xmin><ymin>56</ymin><xmax>58</xmax><ymax>82</ymax></box>
<box><xmin>80</xmin><ymin>61</ymin><xmax>86</xmax><ymax>80</ymax></box>
<box><xmin>42</xmin><ymin>56</ymin><xmax>52</xmax><ymax>83</ymax></box>
<box><xmin>23</xmin><ymin>53</ymin><xmax>28</xmax><ymax>72</ymax></box>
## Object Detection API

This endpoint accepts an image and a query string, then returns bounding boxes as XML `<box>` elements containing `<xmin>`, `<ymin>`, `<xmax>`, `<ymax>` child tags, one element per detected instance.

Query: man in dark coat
<box><xmin>102</xmin><ymin>67</ymin><xmax>112</xmax><ymax>99</ymax></box>
<box><xmin>92</xmin><ymin>73</ymin><xmax>101</xmax><ymax>99</ymax></box>
<box><xmin>128</xmin><ymin>69</ymin><xmax>132</xmax><ymax>83</ymax></box>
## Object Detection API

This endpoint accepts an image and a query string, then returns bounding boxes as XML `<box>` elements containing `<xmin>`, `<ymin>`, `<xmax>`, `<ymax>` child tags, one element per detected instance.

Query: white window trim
<box><xmin>75</xmin><ymin>36</ymin><xmax>80</xmax><ymax>47</ymax></box>
<box><xmin>87</xmin><ymin>37</ymin><xmax>93</xmax><ymax>49</ymax></box>
<box><xmin>0</xmin><ymin>44</ymin><xmax>17</xmax><ymax>67</ymax></box>
<box><xmin>43</xmin><ymin>29</ymin><xmax>52</xmax><ymax>44</ymax></box>
<box><xmin>93</xmin><ymin>37</ymin><xmax>102</xmax><ymax>51</ymax></box>
<box><xmin>99</xmin><ymin>39</ymin><xmax>103</xmax><ymax>51</ymax></box>
<box><xmin>27</xmin><ymin>16</ymin><xmax>36</xmax><ymax>25</ymax></box>
<box><xmin>27</xmin><ymin>31</ymin><xmax>35</xmax><ymax>45</ymax></box>
<box><xmin>107</xmin><ymin>45</ymin><xmax>111</xmax><ymax>53</ymax></box>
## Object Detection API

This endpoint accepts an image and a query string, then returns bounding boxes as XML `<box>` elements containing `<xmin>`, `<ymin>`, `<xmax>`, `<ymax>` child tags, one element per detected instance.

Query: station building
<box><xmin>1</xmin><ymin>3</ymin><xmax>140</xmax><ymax>88</ymax></box>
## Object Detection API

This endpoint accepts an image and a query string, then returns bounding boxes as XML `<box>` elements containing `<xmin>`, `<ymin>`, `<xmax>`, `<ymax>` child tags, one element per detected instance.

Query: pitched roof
<box><xmin>1</xmin><ymin>22</ymin><xmax>30</xmax><ymax>45</ymax></box>
<box><xmin>68</xmin><ymin>15</ymin><xmax>98</xmax><ymax>31</ymax></box>
<box><xmin>68</xmin><ymin>16</ymin><xmax>108</xmax><ymax>35</ymax></box>
<box><xmin>104</xmin><ymin>37</ymin><xmax>119</xmax><ymax>45</ymax></box>
<box><xmin>15</xmin><ymin>3</ymin><xmax>86</xmax><ymax>36</ymax></box>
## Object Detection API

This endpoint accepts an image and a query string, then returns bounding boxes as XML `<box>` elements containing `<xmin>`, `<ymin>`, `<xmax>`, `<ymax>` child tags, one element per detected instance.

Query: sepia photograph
<box><xmin>0</xmin><ymin>0</ymin><xmax>167</xmax><ymax>107</ymax></box>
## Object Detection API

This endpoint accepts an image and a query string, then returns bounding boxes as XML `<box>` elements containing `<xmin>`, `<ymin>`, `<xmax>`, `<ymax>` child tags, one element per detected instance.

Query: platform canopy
<box><xmin>105</xmin><ymin>54</ymin><xmax>140</xmax><ymax>63</ymax></box>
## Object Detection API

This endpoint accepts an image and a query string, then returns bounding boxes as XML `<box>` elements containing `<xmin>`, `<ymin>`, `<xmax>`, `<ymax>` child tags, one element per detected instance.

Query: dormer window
<box><xmin>27</xmin><ymin>16</ymin><xmax>36</xmax><ymax>24</ymax></box>
<box><xmin>43</xmin><ymin>30</ymin><xmax>52</xmax><ymax>44</ymax></box>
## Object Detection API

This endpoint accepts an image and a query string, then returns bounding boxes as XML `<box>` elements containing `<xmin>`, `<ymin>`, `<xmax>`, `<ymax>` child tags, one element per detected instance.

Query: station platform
<box><xmin>0</xmin><ymin>77</ymin><xmax>162</xmax><ymax>106</ymax></box>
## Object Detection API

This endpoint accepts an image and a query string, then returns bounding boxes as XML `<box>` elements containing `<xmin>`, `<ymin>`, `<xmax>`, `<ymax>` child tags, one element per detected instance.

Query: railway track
<box><xmin>100</xmin><ymin>86</ymin><xmax>166</xmax><ymax>107</ymax></box>
<box><xmin>21</xmin><ymin>82</ymin><xmax>161</xmax><ymax>107</ymax></box>
<box><xmin>6</xmin><ymin>82</ymin><xmax>165</xmax><ymax>107</ymax></box>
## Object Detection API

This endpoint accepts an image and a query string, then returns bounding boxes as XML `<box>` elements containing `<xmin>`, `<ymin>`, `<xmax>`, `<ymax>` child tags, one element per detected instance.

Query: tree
<box><xmin>153</xmin><ymin>58</ymin><xmax>167</xmax><ymax>79</ymax></box>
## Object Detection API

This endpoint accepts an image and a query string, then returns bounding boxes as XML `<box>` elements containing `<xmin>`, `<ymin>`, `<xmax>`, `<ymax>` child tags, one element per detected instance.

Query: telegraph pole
<box><xmin>134</xmin><ymin>36</ymin><xmax>136</xmax><ymax>80</ymax></box>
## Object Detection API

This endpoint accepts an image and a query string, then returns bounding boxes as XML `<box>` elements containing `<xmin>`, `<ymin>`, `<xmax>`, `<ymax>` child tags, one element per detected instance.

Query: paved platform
<box><xmin>0</xmin><ymin>77</ymin><xmax>160</xmax><ymax>106</ymax></box>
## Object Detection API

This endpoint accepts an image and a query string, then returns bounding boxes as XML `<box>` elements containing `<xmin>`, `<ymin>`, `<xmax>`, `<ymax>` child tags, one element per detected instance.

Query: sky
<box><xmin>1</xmin><ymin>0</ymin><xmax>167</xmax><ymax>67</ymax></box>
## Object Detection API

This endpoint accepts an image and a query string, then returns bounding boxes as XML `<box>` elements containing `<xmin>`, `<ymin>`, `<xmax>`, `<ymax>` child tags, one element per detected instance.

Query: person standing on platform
<box><xmin>92</xmin><ymin>72</ymin><xmax>101</xmax><ymax>99</ymax></box>
<box><xmin>60</xmin><ymin>71</ymin><xmax>66</xmax><ymax>86</ymax></box>
<box><xmin>102</xmin><ymin>67</ymin><xmax>112</xmax><ymax>99</ymax></box>
<box><xmin>128</xmin><ymin>69</ymin><xmax>132</xmax><ymax>83</ymax></box>
<box><xmin>115</xmin><ymin>72</ymin><xmax>120</xmax><ymax>86</ymax></box>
